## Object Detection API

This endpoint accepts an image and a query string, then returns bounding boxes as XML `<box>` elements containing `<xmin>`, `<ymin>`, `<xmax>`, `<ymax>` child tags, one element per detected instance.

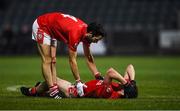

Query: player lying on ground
<box><xmin>20</xmin><ymin>64</ymin><xmax>138</xmax><ymax>99</ymax></box>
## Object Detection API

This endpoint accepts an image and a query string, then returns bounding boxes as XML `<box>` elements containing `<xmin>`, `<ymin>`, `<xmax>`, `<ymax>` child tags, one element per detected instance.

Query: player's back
<box><xmin>84</xmin><ymin>80</ymin><xmax>123</xmax><ymax>99</ymax></box>
<box><xmin>37</xmin><ymin>12</ymin><xmax>87</xmax><ymax>43</ymax></box>
<box><xmin>84</xmin><ymin>80</ymin><xmax>114</xmax><ymax>98</ymax></box>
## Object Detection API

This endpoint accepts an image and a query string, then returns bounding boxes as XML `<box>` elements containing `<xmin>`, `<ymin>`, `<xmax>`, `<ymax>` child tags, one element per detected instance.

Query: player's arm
<box><xmin>123</xmin><ymin>64</ymin><xmax>135</xmax><ymax>81</ymax></box>
<box><xmin>105</xmin><ymin>68</ymin><xmax>127</xmax><ymax>85</ymax></box>
<box><xmin>68</xmin><ymin>48</ymin><xmax>80</xmax><ymax>81</ymax></box>
<box><xmin>83</xmin><ymin>43</ymin><xmax>100</xmax><ymax>77</ymax></box>
<box><xmin>68</xmin><ymin>47</ymin><xmax>87</xmax><ymax>97</ymax></box>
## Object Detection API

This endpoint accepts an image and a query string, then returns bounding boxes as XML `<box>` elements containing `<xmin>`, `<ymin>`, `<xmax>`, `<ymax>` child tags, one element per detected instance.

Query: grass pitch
<box><xmin>0</xmin><ymin>56</ymin><xmax>180</xmax><ymax>110</ymax></box>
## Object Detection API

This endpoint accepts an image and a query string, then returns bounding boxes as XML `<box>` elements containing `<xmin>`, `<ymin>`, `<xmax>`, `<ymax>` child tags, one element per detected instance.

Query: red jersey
<box><xmin>37</xmin><ymin>12</ymin><xmax>88</xmax><ymax>51</ymax></box>
<box><xmin>83</xmin><ymin>80</ymin><xmax>122</xmax><ymax>99</ymax></box>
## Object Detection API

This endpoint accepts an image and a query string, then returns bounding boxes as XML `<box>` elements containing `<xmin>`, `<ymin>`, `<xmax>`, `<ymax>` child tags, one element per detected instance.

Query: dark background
<box><xmin>0</xmin><ymin>0</ymin><xmax>180</xmax><ymax>55</ymax></box>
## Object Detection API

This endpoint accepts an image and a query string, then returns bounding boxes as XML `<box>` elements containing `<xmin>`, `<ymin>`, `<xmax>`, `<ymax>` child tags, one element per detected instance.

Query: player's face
<box><xmin>91</xmin><ymin>35</ymin><xmax>103</xmax><ymax>43</ymax></box>
<box><xmin>85</xmin><ymin>33</ymin><xmax>103</xmax><ymax>43</ymax></box>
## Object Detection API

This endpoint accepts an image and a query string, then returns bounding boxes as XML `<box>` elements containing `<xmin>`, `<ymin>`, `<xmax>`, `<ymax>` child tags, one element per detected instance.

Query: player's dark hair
<box><xmin>87</xmin><ymin>22</ymin><xmax>106</xmax><ymax>37</ymax></box>
<box><xmin>122</xmin><ymin>80</ymin><xmax>138</xmax><ymax>98</ymax></box>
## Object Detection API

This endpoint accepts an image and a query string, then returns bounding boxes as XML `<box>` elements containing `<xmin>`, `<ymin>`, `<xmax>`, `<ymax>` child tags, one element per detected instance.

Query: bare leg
<box><xmin>104</xmin><ymin>68</ymin><xmax>127</xmax><ymax>85</ymax></box>
<box><xmin>32</xmin><ymin>77</ymin><xmax>72</xmax><ymax>97</ymax></box>
<box><xmin>37</xmin><ymin>44</ymin><xmax>54</xmax><ymax>87</ymax></box>
<box><xmin>124</xmin><ymin>64</ymin><xmax>135</xmax><ymax>81</ymax></box>
<box><xmin>51</xmin><ymin>46</ymin><xmax>57</xmax><ymax>84</ymax></box>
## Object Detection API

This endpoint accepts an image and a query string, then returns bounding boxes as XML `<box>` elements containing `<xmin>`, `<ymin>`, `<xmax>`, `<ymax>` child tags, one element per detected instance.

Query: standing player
<box><xmin>21</xmin><ymin>64</ymin><xmax>138</xmax><ymax>99</ymax></box>
<box><xmin>31</xmin><ymin>12</ymin><xmax>105</xmax><ymax>98</ymax></box>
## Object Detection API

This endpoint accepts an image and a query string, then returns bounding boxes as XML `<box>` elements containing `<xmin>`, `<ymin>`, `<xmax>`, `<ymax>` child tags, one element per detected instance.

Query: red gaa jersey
<box><xmin>37</xmin><ymin>12</ymin><xmax>88</xmax><ymax>51</ymax></box>
<box><xmin>83</xmin><ymin>80</ymin><xmax>122</xmax><ymax>99</ymax></box>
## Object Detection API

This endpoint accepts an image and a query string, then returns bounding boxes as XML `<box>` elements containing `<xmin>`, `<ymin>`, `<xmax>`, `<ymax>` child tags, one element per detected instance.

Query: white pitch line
<box><xmin>6</xmin><ymin>85</ymin><xmax>23</xmax><ymax>92</ymax></box>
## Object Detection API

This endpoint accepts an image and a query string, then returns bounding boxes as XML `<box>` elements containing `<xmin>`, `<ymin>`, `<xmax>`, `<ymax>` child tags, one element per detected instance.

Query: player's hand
<box><xmin>76</xmin><ymin>81</ymin><xmax>87</xmax><ymax>97</ymax></box>
<box><xmin>95</xmin><ymin>72</ymin><xmax>104</xmax><ymax>80</ymax></box>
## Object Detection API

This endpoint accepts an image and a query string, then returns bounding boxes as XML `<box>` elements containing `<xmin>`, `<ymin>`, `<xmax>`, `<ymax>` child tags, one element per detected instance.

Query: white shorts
<box><xmin>32</xmin><ymin>19</ymin><xmax>57</xmax><ymax>47</ymax></box>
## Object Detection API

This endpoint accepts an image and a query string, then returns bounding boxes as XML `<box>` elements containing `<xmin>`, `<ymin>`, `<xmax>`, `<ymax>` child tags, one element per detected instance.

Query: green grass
<box><xmin>0</xmin><ymin>56</ymin><xmax>180</xmax><ymax>110</ymax></box>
